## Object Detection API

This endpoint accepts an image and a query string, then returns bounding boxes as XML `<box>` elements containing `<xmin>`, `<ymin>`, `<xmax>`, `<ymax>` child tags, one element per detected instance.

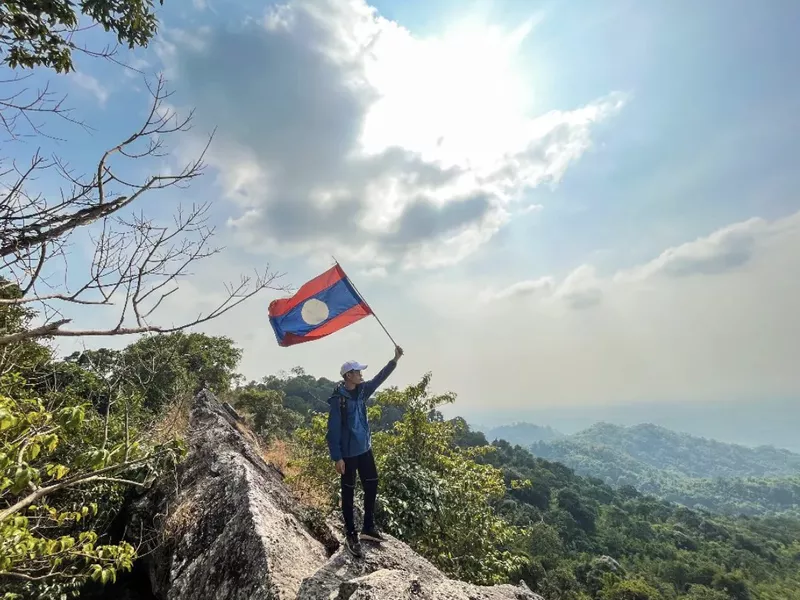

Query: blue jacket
<box><xmin>326</xmin><ymin>360</ymin><xmax>397</xmax><ymax>461</ymax></box>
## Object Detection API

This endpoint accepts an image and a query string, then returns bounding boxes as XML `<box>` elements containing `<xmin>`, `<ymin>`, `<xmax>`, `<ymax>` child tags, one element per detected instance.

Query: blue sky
<box><xmin>11</xmin><ymin>0</ymin><xmax>799</xmax><ymax>439</ymax></box>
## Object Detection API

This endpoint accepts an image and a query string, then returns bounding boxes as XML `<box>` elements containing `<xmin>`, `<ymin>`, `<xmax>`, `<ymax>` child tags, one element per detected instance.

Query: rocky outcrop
<box><xmin>130</xmin><ymin>390</ymin><xmax>542</xmax><ymax>600</ymax></box>
<box><xmin>296</xmin><ymin>536</ymin><xmax>541</xmax><ymax>600</ymax></box>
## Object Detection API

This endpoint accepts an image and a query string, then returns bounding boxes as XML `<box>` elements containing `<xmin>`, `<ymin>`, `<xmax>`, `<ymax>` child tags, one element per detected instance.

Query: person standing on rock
<box><xmin>326</xmin><ymin>345</ymin><xmax>404</xmax><ymax>557</ymax></box>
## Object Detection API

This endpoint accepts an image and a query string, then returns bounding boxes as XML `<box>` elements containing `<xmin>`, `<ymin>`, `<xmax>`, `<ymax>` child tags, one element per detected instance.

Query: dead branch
<box><xmin>0</xmin><ymin>75</ymin><xmax>203</xmax><ymax>261</ymax></box>
<box><xmin>0</xmin><ymin>268</ymin><xmax>281</xmax><ymax>346</ymax></box>
<box><xmin>0</xmin><ymin>72</ymin><xmax>89</xmax><ymax>140</ymax></box>
<box><xmin>0</xmin><ymin>73</ymin><xmax>285</xmax><ymax>345</ymax></box>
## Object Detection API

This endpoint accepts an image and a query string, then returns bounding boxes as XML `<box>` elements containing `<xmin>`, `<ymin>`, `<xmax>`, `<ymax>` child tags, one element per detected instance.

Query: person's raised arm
<box><xmin>362</xmin><ymin>346</ymin><xmax>404</xmax><ymax>397</ymax></box>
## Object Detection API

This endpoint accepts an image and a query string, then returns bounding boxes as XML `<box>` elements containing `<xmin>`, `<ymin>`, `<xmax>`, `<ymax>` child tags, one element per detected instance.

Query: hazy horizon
<box><xmin>450</xmin><ymin>396</ymin><xmax>800</xmax><ymax>453</ymax></box>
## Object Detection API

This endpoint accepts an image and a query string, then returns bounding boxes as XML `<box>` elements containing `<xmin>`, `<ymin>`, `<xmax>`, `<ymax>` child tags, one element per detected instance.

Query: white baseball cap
<box><xmin>340</xmin><ymin>360</ymin><xmax>368</xmax><ymax>376</ymax></box>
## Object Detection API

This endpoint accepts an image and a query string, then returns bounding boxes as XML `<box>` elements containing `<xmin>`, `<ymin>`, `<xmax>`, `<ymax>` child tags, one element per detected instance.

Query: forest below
<box><xmin>526</xmin><ymin>423</ymin><xmax>800</xmax><ymax>518</ymax></box>
<box><xmin>4</xmin><ymin>327</ymin><xmax>800</xmax><ymax>600</ymax></box>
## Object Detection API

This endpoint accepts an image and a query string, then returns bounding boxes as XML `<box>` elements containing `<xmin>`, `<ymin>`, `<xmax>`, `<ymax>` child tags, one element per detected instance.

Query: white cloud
<box><xmin>520</xmin><ymin>203</ymin><xmax>544</xmax><ymax>215</ymax></box>
<box><xmin>481</xmin><ymin>264</ymin><xmax>604</xmax><ymax>310</ymax></box>
<box><xmin>70</xmin><ymin>72</ymin><xmax>110</xmax><ymax>106</ymax></box>
<box><xmin>617</xmin><ymin>217</ymin><xmax>767</xmax><ymax>282</ymax></box>
<box><xmin>67</xmin><ymin>209</ymin><xmax>800</xmax><ymax>414</ymax></box>
<box><xmin>555</xmin><ymin>264</ymin><xmax>603</xmax><ymax>309</ymax></box>
<box><xmin>440</xmin><ymin>209</ymin><xmax>800</xmax><ymax>408</ymax></box>
<box><xmin>482</xmin><ymin>277</ymin><xmax>555</xmax><ymax>302</ymax></box>
<box><xmin>361</xmin><ymin>266</ymin><xmax>388</xmax><ymax>278</ymax></box>
<box><xmin>618</xmin><ymin>218</ymin><xmax>770</xmax><ymax>280</ymax></box>
<box><xmin>158</xmin><ymin>0</ymin><xmax>624</xmax><ymax>271</ymax></box>
<box><xmin>484</xmin><ymin>213</ymin><xmax>796</xmax><ymax>311</ymax></box>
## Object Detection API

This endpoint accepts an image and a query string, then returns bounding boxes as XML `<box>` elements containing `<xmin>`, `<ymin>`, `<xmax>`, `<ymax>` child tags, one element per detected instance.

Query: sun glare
<box><xmin>360</xmin><ymin>18</ymin><xmax>538</xmax><ymax>171</ymax></box>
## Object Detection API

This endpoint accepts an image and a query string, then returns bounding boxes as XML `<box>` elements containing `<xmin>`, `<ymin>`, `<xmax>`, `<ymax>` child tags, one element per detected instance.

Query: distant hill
<box><xmin>528</xmin><ymin>422</ymin><xmax>800</xmax><ymax>517</ymax></box>
<box><xmin>534</xmin><ymin>422</ymin><xmax>800</xmax><ymax>479</ymax></box>
<box><xmin>658</xmin><ymin>474</ymin><xmax>800</xmax><ymax>517</ymax></box>
<box><xmin>479</xmin><ymin>422</ymin><xmax>563</xmax><ymax>446</ymax></box>
<box><xmin>458</xmin><ymin>397</ymin><xmax>800</xmax><ymax>452</ymax></box>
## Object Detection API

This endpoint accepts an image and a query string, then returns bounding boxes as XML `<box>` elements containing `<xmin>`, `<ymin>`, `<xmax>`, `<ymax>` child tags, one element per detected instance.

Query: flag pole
<box><xmin>332</xmin><ymin>256</ymin><xmax>399</xmax><ymax>348</ymax></box>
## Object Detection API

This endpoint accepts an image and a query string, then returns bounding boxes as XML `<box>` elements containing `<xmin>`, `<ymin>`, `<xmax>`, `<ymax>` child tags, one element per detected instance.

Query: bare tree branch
<box><xmin>0</xmin><ymin>73</ymin><xmax>286</xmax><ymax>346</ymax></box>
<box><xmin>0</xmin><ymin>319</ymin><xmax>70</xmax><ymax>343</ymax></box>
<box><xmin>0</xmin><ymin>73</ymin><xmax>89</xmax><ymax>140</ymax></box>
<box><xmin>1</xmin><ymin>75</ymin><xmax>204</xmax><ymax>260</ymax></box>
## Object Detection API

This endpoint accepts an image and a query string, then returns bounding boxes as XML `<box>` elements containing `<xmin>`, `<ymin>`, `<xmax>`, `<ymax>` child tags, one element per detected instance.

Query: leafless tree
<box><xmin>0</xmin><ymin>74</ymin><xmax>284</xmax><ymax>346</ymax></box>
<box><xmin>0</xmin><ymin>72</ymin><xmax>86</xmax><ymax>142</ymax></box>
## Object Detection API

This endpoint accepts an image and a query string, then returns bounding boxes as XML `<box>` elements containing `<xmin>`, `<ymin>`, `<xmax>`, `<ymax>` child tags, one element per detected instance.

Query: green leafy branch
<box><xmin>0</xmin><ymin>389</ymin><xmax>184</xmax><ymax>593</ymax></box>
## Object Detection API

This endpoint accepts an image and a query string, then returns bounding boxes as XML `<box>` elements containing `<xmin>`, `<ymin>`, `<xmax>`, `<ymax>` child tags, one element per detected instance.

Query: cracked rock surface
<box><xmin>130</xmin><ymin>390</ymin><xmax>543</xmax><ymax>600</ymax></box>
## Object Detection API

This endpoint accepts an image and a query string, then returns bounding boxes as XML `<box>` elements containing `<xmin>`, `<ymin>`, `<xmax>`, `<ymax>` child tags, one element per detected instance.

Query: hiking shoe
<box><xmin>360</xmin><ymin>527</ymin><xmax>386</xmax><ymax>543</ymax></box>
<box><xmin>345</xmin><ymin>532</ymin><xmax>363</xmax><ymax>558</ymax></box>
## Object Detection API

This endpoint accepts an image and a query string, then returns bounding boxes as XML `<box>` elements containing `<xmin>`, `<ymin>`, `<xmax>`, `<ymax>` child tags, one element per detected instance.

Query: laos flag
<box><xmin>268</xmin><ymin>265</ymin><xmax>372</xmax><ymax>347</ymax></box>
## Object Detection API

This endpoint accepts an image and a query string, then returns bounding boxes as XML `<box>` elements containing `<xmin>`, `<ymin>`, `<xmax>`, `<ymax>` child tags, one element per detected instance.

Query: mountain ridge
<box><xmin>553</xmin><ymin>421</ymin><xmax>800</xmax><ymax>479</ymax></box>
<box><xmin>478</xmin><ymin>422</ymin><xmax>564</xmax><ymax>446</ymax></box>
<box><xmin>522</xmin><ymin>420</ymin><xmax>800</xmax><ymax>517</ymax></box>
<box><xmin>456</xmin><ymin>397</ymin><xmax>800</xmax><ymax>452</ymax></box>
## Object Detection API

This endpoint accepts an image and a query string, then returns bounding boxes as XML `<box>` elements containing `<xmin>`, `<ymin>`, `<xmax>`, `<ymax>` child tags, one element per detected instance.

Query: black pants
<box><xmin>341</xmin><ymin>449</ymin><xmax>378</xmax><ymax>535</ymax></box>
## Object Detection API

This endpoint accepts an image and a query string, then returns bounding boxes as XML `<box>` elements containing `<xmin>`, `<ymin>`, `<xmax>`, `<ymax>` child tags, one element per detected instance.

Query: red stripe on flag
<box><xmin>268</xmin><ymin>264</ymin><xmax>347</xmax><ymax>318</ymax></box>
<box><xmin>278</xmin><ymin>302</ymin><xmax>371</xmax><ymax>346</ymax></box>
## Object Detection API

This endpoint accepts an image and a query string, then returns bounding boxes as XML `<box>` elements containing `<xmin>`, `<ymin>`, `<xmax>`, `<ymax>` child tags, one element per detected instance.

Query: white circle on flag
<box><xmin>301</xmin><ymin>298</ymin><xmax>329</xmax><ymax>325</ymax></box>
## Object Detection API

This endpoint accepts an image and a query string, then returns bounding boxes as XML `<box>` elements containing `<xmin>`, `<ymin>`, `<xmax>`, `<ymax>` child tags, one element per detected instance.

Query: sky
<box><xmin>8</xmin><ymin>0</ymin><xmax>800</xmax><ymax>446</ymax></box>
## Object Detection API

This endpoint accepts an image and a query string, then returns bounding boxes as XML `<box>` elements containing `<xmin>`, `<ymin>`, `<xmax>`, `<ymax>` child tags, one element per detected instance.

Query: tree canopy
<box><xmin>0</xmin><ymin>0</ymin><xmax>165</xmax><ymax>73</ymax></box>
<box><xmin>0</xmin><ymin>329</ymin><xmax>191</xmax><ymax>598</ymax></box>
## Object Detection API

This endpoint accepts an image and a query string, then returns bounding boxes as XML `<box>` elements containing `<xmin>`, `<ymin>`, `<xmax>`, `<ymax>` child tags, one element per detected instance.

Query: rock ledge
<box><xmin>131</xmin><ymin>390</ymin><xmax>543</xmax><ymax>600</ymax></box>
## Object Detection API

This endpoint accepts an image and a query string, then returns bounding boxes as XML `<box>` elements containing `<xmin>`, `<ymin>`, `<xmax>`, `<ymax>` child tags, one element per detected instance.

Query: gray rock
<box><xmin>222</xmin><ymin>401</ymin><xmax>243</xmax><ymax>422</ymax></box>
<box><xmin>131</xmin><ymin>390</ymin><xmax>543</xmax><ymax>600</ymax></box>
<box><xmin>330</xmin><ymin>569</ymin><xmax>541</xmax><ymax>600</ymax></box>
<box><xmin>299</xmin><ymin>545</ymin><xmax>544</xmax><ymax>600</ymax></box>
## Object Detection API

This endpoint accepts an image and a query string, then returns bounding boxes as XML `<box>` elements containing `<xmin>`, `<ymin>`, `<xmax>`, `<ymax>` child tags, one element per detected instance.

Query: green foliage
<box><xmin>282</xmin><ymin>370</ymin><xmax>800</xmax><ymax>598</ymax></box>
<box><xmin>0</xmin><ymin>0</ymin><xmax>165</xmax><ymax>73</ymax></box>
<box><xmin>55</xmin><ymin>333</ymin><xmax>242</xmax><ymax>420</ymax></box>
<box><xmin>0</xmin><ymin>281</ymin><xmax>51</xmax><ymax>377</ymax></box>
<box><xmin>244</xmin><ymin>366</ymin><xmax>337</xmax><ymax>418</ymax></box>
<box><xmin>68</xmin><ymin>332</ymin><xmax>243</xmax><ymax>413</ymax></box>
<box><xmin>450</xmin><ymin>416</ymin><xmax>489</xmax><ymax>448</ymax></box>
<box><xmin>230</xmin><ymin>386</ymin><xmax>303</xmax><ymax>441</ymax></box>
<box><xmin>533</xmin><ymin>422</ymin><xmax>800</xmax><ymax>480</ymax></box>
<box><xmin>289</xmin><ymin>409</ymin><xmax>340</xmax><ymax>506</ymax></box>
<box><xmin>0</xmin><ymin>373</ymin><xmax>184</xmax><ymax>598</ymax></box>
<box><xmin>485</xmin><ymin>439</ymin><xmax>800</xmax><ymax>600</ymax></box>
<box><xmin>232</xmin><ymin>364</ymin><xmax>406</xmax><ymax>433</ymax></box>
<box><xmin>0</xmin><ymin>315</ymin><xmax>216</xmax><ymax>597</ymax></box>
<box><xmin>659</xmin><ymin>475</ymin><xmax>800</xmax><ymax>518</ymax></box>
<box><xmin>375</xmin><ymin>376</ymin><xmax>531</xmax><ymax>584</ymax></box>
<box><xmin>600</xmin><ymin>577</ymin><xmax>663</xmax><ymax>600</ymax></box>
<box><xmin>682</xmin><ymin>586</ymin><xmax>728</xmax><ymax>600</ymax></box>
